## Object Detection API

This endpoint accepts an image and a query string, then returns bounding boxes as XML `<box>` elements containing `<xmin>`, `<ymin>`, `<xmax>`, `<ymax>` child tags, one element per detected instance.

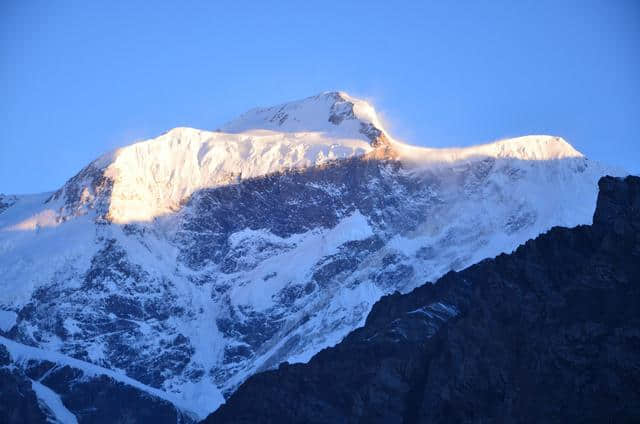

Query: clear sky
<box><xmin>1</xmin><ymin>0</ymin><xmax>639</xmax><ymax>194</ymax></box>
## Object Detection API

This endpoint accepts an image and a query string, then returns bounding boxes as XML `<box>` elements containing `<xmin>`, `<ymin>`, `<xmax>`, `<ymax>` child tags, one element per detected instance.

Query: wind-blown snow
<box><xmin>391</xmin><ymin>135</ymin><xmax>584</xmax><ymax>165</ymax></box>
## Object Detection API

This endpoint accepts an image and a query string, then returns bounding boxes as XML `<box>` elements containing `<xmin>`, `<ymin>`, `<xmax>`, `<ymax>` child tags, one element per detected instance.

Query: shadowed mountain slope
<box><xmin>206</xmin><ymin>175</ymin><xmax>640</xmax><ymax>423</ymax></box>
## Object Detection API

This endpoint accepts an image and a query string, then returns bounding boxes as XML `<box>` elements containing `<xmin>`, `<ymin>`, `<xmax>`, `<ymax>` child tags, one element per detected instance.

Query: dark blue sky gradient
<box><xmin>1</xmin><ymin>0</ymin><xmax>638</xmax><ymax>193</ymax></box>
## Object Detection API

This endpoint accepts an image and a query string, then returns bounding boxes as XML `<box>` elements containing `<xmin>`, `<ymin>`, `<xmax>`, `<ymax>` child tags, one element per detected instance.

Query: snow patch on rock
<box><xmin>31</xmin><ymin>380</ymin><xmax>79</xmax><ymax>424</ymax></box>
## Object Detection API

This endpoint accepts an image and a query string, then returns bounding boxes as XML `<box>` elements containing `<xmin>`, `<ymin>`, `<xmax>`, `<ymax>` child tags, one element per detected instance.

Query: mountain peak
<box><xmin>33</xmin><ymin>95</ymin><xmax>597</xmax><ymax>226</ymax></box>
<box><xmin>220</xmin><ymin>91</ymin><xmax>388</xmax><ymax>146</ymax></box>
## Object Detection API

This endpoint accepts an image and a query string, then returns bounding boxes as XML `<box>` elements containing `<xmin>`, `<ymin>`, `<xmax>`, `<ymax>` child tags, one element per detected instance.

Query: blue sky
<box><xmin>1</xmin><ymin>0</ymin><xmax>638</xmax><ymax>194</ymax></box>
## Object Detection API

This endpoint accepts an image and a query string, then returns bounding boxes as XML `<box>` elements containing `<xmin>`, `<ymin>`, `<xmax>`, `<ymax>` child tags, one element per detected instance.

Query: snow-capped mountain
<box><xmin>0</xmin><ymin>92</ymin><xmax>621</xmax><ymax>420</ymax></box>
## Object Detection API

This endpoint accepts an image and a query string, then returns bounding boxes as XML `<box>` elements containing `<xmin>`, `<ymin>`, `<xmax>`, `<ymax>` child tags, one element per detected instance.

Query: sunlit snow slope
<box><xmin>0</xmin><ymin>91</ymin><xmax>622</xmax><ymax>419</ymax></box>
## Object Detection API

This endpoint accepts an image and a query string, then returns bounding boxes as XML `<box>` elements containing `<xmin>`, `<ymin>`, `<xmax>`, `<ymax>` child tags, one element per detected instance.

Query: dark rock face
<box><xmin>205</xmin><ymin>175</ymin><xmax>640</xmax><ymax>424</ymax></box>
<box><xmin>0</xmin><ymin>369</ymin><xmax>48</xmax><ymax>424</ymax></box>
<box><xmin>327</xmin><ymin>92</ymin><xmax>358</xmax><ymax>126</ymax></box>
<box><xmin>33</xmin><ymin>372</ymin><xmax>189</xmax><ymax>424</ymax></box>
<box><xmin>0</xmin><ymin>342</ymin><xmax>196</xmax><ymax>424</ymax></box>
<box><xmin>0</xmin><ymin>344</ymin><xmax>48</xmax><ymax>424</ymax></box>
<box><xmin>0</xmin><ymin>194</ymin><xmax>17</xmax><ymax>215</ymax></box>
<box><xmin>177</xmin><ymin>158</ymin><xmax>411</xmax><ymax>269</ymax></box>
<box><xmin>11</xmin><ymin>237</ymin><xmax>193</xmax><ymax>389</ymax></box>
<box><xmin>46</xmin><ymin>162</ymin><xmax>114</xmax><ymax>221</ymax></box>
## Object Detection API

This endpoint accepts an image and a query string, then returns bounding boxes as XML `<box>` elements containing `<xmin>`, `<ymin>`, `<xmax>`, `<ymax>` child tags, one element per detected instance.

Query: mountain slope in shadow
<box><xmin>206</xmin><ymin>175</ymin><xmax>640</xmax><ymax>424</ymax></box>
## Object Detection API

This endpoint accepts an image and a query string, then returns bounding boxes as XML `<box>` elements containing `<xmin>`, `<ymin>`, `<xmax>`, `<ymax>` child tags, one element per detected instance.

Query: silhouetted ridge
<box><xmin>205</xmin><ymin>175</ymin><xmax>640</xmax><ymax>424</ymax></box>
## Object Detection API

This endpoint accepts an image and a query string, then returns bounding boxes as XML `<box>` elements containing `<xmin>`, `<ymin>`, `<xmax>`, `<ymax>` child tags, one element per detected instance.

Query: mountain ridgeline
<box><xmin>207</xmin><ymin>176</ymin><xmax>640</xmax><ymax>423</ymax></box>
<box><xmin>0</xmin><ymin>92</ymin><xmax>630</xmax><ymax>422</ymax></box>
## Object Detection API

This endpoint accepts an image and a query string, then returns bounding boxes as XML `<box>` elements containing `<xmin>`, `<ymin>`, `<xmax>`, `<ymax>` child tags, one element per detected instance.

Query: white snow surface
<box><xmin>31</xmin><ymin>380</ymin><xmax>79</xmax><ymax>424</ymax></box>
<box><xmin>90</xmin><ymin>128</ymin><xmax>371</xmax><ymax>224</ymax></box>
<box><xmin>221</xmin><ymin>91</ymin><xmax>387</xmax><ymax>139</ymax></box>
<box><xmin>0</xmin><ymin>310</ymin><xmax>17</xmax><ymax>332</ymax></box>
<box><xmin>0</xmin><ymin>91</ymin><xmax>625</xmax><ymax>417</ymax></box>
<box><xmin>392</xmin><ymin>134</ymin><xmax>584</xmax><ymax>164</ymax></box>
<box><xmin>40</xmin><ymin>92</ymin><xmax>590</xmax><ymax>226</ymax></box>
<box><xmin>228</xmin><ymin>211</ymin><xmax>373</xmax><ymax>311</ymax></box>
<box><xmin>0</xmin><ymin>193</ymin><xmax>99</xmax><ymax>306</ymax></box>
